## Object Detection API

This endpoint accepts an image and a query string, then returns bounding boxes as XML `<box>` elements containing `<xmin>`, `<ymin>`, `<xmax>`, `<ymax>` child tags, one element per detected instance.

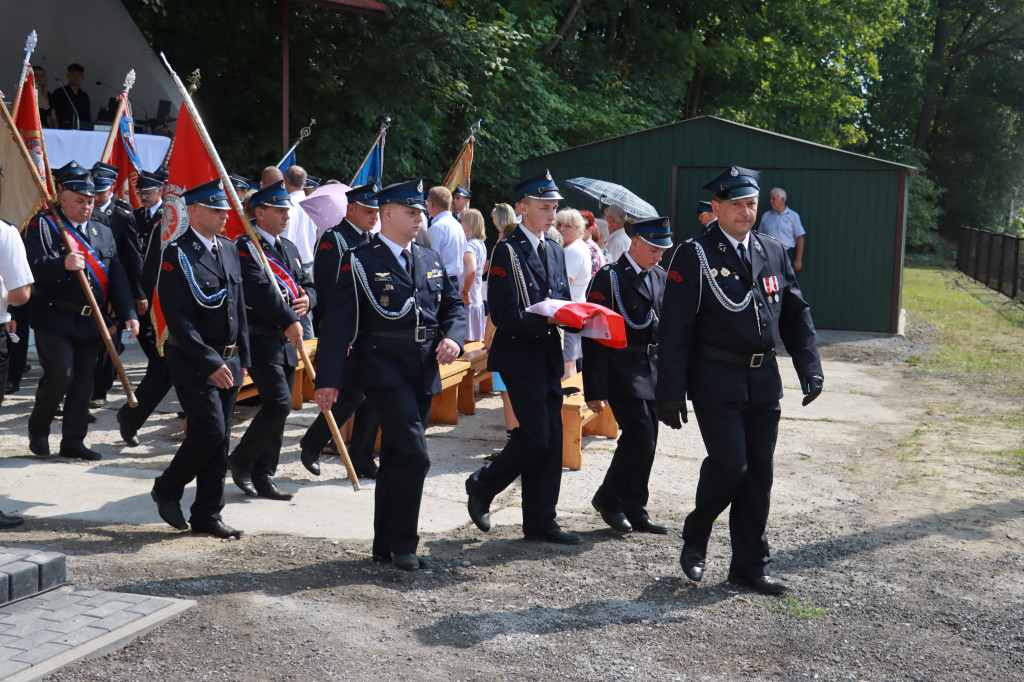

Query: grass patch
<box><xmin>770</xmin><ymin>597</ymin><xmax>825</xmax><ymax>620</ymax></box>
<box><xmin>903</xmin><ymin>255</ymin><xmax>1024</xmax><ymax>395</ymax></box>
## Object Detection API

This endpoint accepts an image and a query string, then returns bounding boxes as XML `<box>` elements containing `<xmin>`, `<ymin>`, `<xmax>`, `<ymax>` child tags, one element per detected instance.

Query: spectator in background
<box><xmin>604</xmin><ymin>205</ymin><xmax>630</xmax><ymax>263</ymax></box>
<box><xmin>556</xmin><ymin>209</ymin><xmax>591</xmax><ymax>381</ymax></box>
<box><xmin>282</xmin><ymin>165</ymin><xmax>319</xmax><ymax>338</ymax></box>
<box><xmin>51</xmin><ymin>63</ymin><xmax>91</xmax><ymax>129</ymax></box>
<box><xmin>427</xmin><ymin>186</ymin><xmax>466</xmax><ymax>288</ymax></box>
<box><xmin>580</xmin><ymin>209</ymin><xmax>606</xmax><ymax>277</ymax></box>
<box><xmin>261</xmin><ymin>166</ymin><xmax>284</xmax><ymax>188</ymax></box>
<box><xmin>0</xmin><ymin>217</ymin><xmax>33</xmax><ymax>527</ymax></box>
<box><xmin>757</xmin><ymin>187</ymin><xmax>806</xmax><ymax>272</ymax></box>
<box><xmin>460</xmin><ymin>209</ymin><xmax>487</xmax><ymax>343</ymax></box>
<box><xmin>33</xmin><ymin>66</ymin><xmax>52</xmax><ymax>128</ymax></box>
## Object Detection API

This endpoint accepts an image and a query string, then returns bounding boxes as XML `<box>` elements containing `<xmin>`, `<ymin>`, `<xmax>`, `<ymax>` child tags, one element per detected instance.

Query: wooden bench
<box><xmin>428</xmin><ymin>359</ymin><xmax>473</xmax><ymax>424</ymax></box>
<box><xmin>561</xmin><ymin>372</ymin><xmax>618</xmax><ymax>471</ymax></box>
<box><xmin>457</xmin><ymin>341</ymin><xmax>492</xmax><ymax>415</ymax></box>
<box><xmin>235</xmin><ymin>338</ymin><xmax>318</xmax><ymax>410</ymax></box>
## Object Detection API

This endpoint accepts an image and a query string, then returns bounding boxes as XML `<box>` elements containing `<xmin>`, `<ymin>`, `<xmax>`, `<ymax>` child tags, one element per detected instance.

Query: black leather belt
<box><xmin>365</xmin><ymin>327</ymin><xmax>441</xmax><ymax>342</ymax></box>
<box><xmin>248</xmin><ymin>325</ymin><xmax>288</xmax><ymax>339</ymax></box>
<box><xmin>624</xmin><ymin>343</ymin><xmax>659</xmax><ymax>355</ymax></box>
<box><xmin>167</xmin><ymin>338</ymin><xmax>239</xmax><ymax>360</ymax></box>
<box><xmin>698</xmin><ymin>344</ymin><xmax>775</xmax><ymax>368</ymax></box>
<box><xmin>50</xmin><ymin>300</ymin><xmax>93</xmax><ymax>316</ymax></box>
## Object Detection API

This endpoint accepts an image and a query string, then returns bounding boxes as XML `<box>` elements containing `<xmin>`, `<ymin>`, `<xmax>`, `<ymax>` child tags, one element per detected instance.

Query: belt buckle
<box><xmin>749</xmin><ymin>353</ymin><xmax>764</xmax><ymax>368</ymax></box>
<box><xmin>647</xmin><ymin>343</ymin><xmax>658</xmax><ymax>355</ymax></box>
<box><xmin>80</xmin><ymin>305</ymin><xmax>91</xmax><ymax>316</ymax></box>
<box><xmin>413</xmin><ymin>326</ymin><xmax>427</xmax><ymax>343</ymax></box>
<box><xmin>221</xmin><ymin>344</ymin><xmax>238</xmax><ymax>360</ymax></box>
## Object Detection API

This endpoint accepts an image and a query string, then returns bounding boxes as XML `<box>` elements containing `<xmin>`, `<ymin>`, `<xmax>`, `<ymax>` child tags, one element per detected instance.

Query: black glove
<box><xmin>800</xmin><ymin>374</ymin><xmax>824</xmax><ymax>406</ymax></box>
<box><xmin>657</xmin><ymin>400</ymin><xmax>688</xmax><ymax>429</ymax></box>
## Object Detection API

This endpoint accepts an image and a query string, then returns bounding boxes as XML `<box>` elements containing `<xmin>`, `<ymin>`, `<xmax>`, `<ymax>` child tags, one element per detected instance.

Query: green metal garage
<box><xmin>520</xmin><ymin>116</ymin><xmax>916</xmax><ymax>333</ymax></box>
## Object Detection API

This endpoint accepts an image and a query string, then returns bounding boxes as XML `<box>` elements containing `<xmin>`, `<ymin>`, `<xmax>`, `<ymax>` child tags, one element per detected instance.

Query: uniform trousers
<box><xmin>136</xmin><ymin>314</ymin><xmax>160</xmax><ymax>364</ymax></box>
<box><xmin>155</xmin><ymin>349</ymin><xmax>237</xmax><ymax>523</ymax></box>
<box><xmin>363</xmin><ymin>386</ymin><xmax>432</xmax><ymax>557</ymax></box>
<box><xmin>684</xmin><ymin>400</ymin><xmax>781</xmax><ymax>578</ymax></box>
<box><xmin>467</xmin><ymin>369</ymin><xmax>564</xmax><ymax>534</ymax></box>
<box><xmin>594</xmin><ymin>398</ymin><xmax>658</xmax><ymax>517</ymax></box>
<box><xmin>117</xmin><ymin>353</ymin><xmax>172</xmax><ymax>435</ymax></box>
<box><xmin>300</xmin><ymin>365</ymin><xmax>377</xmax><ymax>470</ymax></box>
<box><xmin>92</xmin><ymin>321</ymin><xmax>125</xmax><ymax>400</ymax></box>
<box><xmin>6</xmin><ymin>304</ymin><xmax>29</xmax><ymax>388</ymax></box>
<box><xmin>29</xmin><ymin>330</ymin><xmax>102</xmax><ymax>446</ymax></box>
<box><xmin>230</xmin><ymin>362</ymin><xmax>295</xmax><ymax>481</ymax></box>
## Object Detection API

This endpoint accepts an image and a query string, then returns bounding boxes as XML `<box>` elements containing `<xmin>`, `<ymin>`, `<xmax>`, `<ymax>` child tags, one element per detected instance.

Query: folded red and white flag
<box><xmin>525</xmin><ymin>300</ymin><xmax>627</xmax><ymax>349</ymax></box>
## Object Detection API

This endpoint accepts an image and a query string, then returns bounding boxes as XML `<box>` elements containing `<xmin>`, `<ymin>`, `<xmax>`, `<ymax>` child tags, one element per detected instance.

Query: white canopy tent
<box><xmin>1</xmin><ymin>0</ymin><xmax>181</xmax><ymax>129</ymax></box>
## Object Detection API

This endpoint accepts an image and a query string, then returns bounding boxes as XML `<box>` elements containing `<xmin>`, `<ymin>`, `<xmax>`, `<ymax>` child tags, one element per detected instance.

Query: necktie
<box><xmin>211</xmin><ymin>240</ymin><xmax>218</xmax><ymax>262</ymax></box>
<box><xmin>76</xmin><ymin>224</ymin><xmax>89</xmax><ymax>243</ymax></box>
<box><xmin>737</xmin><ymin>243</ymin><xmax>750</xmax><ymax>271</ymax></box>
<box><xmin>403</xmin><ymin>249</ymin><xmax>413</xmax><ymax>277</ymax></box>
<box><xmin>536</xmin><ymin>239</ymin><xmax>548</xmax><ymax>278</ymax></box>
<box><xmin>274</xmin><ymin>238</ymin><xmax>283</xmax><ymax>254</ymax></box>
<box><xmin>638</xmin><ymin>269</ymin><xmax>652</xmax><ymax>296</ymax></box>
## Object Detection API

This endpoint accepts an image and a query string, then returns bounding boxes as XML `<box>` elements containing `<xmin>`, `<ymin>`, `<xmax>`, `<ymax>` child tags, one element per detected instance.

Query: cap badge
<box><xmin>545</xmin><ymin>170</ymin><xmax>552</xmax><ymax>181</ymax></box>
<box><xmin>730</xmin><ymin>167</ymin><xmax>739</xmax><ymax>177</ymax></box>
<box><xmin>416</xmin><ymin>180</ymin><xmax>423</xmax><ymax>193</ymax></box>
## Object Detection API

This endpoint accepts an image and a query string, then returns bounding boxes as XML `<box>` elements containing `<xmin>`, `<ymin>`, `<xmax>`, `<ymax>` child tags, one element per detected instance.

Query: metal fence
<box><xmin>957</xmin><ymin>226</ymin><xmax>1024</xmax><ymax>303</ymax></box>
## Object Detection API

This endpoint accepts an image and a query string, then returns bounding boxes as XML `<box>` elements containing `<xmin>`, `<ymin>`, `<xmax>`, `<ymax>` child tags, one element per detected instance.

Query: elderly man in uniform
<box><xmin>24</xmin><ymin>163</ymin><xmax>139</xmax><ymax>460</ymax></box>
<box><xmin>465</xmin><ymin>170</ymin><xmax>580</xmax><ymax>545</ymax></box>
<box><xmin>227</xmin><ymin>181</ymin><xmax>314</xmax><ymax>501</ymax></box>
<box><xmin>315</xmin><ymin>179</ymin><xmax>465</xmax><ymax>571</ymax></box>
<box><xmin>451</xmin><ymin>185</ymin><xmax>471</xmax><ymax>221</ymax></box>
<box><xmin>300</xmin><ymin>182</ymin><xmax>381</xmax><ymax>479</ymax></box>
<box><xmin>584</xmin><ymin>217</ymin><xmax>672</xmax><ymax>535</ymax></box>
<box><xmin>133</xmin><ymin>171</ymin><xmax>165</xmax><ymax>254</ymax></box>
<box><xmin>426</xmin><ymin>186</ymin><xmax>466</xmax><ymax>289</ymax></box>
<box><xmin>89</xmin><ymin>161</ymin><xmax>145</xmax><ymax>408</ymax></box>
<box><xmin>657</xmin><ymin>166</ymin><xmax>823</xmax><ymax>594</ymax></box>
<box><xmin>151</xmin><ymin>180</ymin><xmax>249</xmax><ymax>539</ymax></box>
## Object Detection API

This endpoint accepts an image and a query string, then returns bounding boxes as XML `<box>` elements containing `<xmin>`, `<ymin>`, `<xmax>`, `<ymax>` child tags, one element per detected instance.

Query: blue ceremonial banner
<box><xmin>349</xmin><ymin>127</ymin><xmax>386</xmax><ymax>187</ymax></box>
<box><xmin>278</xmin><ymin>149</ymin><xmax>296</xmax><ymax>172</ymax></box>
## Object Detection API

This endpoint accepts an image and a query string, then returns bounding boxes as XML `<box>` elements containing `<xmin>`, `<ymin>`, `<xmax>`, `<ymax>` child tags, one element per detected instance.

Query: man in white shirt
<box><xmin>282</xmin><ymin>165</ymin><xmax>319</xmax><ymax>337</ymax></box>
<box><xmin>604</xmin><ymin>204</ymin><xmax>631</xmax><ymax>263</ymax></box>
<box><xmin>0</xmin><ymin>218</ymin><xmax>34</xmax><ymax>528</ymax></box>
<box><xmin>757</xmin><ymin>187</ymin><xmax>806</xmax><ymax>272</ymax></box>
<box><xmin>426</xmin><ymin>186</ymin><xmax>466</xmax><ymax>288</ymax></box>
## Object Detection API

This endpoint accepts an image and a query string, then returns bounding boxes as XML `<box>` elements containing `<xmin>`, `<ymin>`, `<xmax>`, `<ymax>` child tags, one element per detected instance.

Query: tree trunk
<box><xmin>537</xmin><ymin>0</ymin><xmax>583</xmax><ymax>58</ymax></box>
<box><xmin>915</xmin><ymin>0</ymin><xmax>953</xmax><ymax>151</ymax></box>
<box><xmin>685</xmin><ymin>68</ymin><xmax>704</xmax><ymax>119</ymax></box>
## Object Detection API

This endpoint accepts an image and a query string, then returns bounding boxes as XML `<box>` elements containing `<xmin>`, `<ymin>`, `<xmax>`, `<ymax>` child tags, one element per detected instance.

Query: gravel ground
<box><xmin>5</xmin><ymin>326</ymin><xmax>1023</xmax><ymax>681</ymax></box>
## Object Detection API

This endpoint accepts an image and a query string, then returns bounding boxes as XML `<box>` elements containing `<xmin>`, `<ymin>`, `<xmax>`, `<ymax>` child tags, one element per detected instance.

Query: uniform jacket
<box><xmin>656</xmin><ymin>225</ymin><xmax>821</xmax><ymax>404</ymax></box>
<box><xmin>315</xmin><ymin>234</ymin><xmax>465</xmax><ymax>395</ymax></box>
<box><xmin>23</xmin><ymin>207</ymin><xmax>137</xmax><ymax>338</ymax></box>
<box><xmin>157</xmin><ymin>227</ymin><xmax>250</xmax><ymax>387</ymax></box>
<box><xmin>93</xmin><ymin>198</ymin><xmax>144</xmax><ymax>300</ymax></box>
<box><xmin>582</xmin><ymin>254</ymin><xmax>665</xmax><ymax>402</ymax></box>
<box><xmin>133</xmin><ymin>203</ymin><xmax>163</xmax><ymax>253</ymax></box>
<box><xmin>313</xmin><ymin>218</ymin><xmax>371</xmax><ymax>288</ymax></box>
<box><xmin>235</xmin><ymin>231</ymin><xmax>316</xmax><ymax>367</ymax></box>
<box><xmin>486</xmin><ymin>224</ymin><xmax>570</xmax><ymax>378</ymax></box>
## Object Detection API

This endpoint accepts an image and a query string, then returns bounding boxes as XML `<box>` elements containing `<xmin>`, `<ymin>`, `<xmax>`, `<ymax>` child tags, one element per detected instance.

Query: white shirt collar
<box><xmin>190</xmin><ymin>226</ymin><xmax>218</xmax><ymax>256</ymax></box>
<box><xmin>623</xmin><ymin>250</ymin><xmax>645</xmax><ymax>276</ymax></box>
<box><xmin>517</xmin><ymin>223</ymin><xmax>545</xmax><ymax>252</ymax></box>
<box><xmin>256</xmin><ymin>225</ymin><xmax>280</xmax><ymax>248</ymax></box>
<box><xmin>718</xmin><ymin>224</ymin><xmax>750</xmax><ymax>256</ymax></box>
<box><xmin>377</xmin><ymin>231</ymin><xmax>412</xmax><ymax>264</ymax></box>
<box><xmin>97</xmin><ymin>199</ymin><xmax>112</xmax><ymax>213</ymax></box>
<box><xmin>434</xmin><ymin>210</ymin><xmax>453</xmax><ymax>222</ymax></box>
<box><xmin>148</xmin><ymin>198</ymin><xmax>163</xmax><ymax>217</ymax></box>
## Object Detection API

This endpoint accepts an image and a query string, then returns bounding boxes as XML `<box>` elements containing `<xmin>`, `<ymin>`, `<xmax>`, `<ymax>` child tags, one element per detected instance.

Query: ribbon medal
<box><xmin>762</xmin><ymin>275</ymin><xmax>780</xmax><ymax>296</ymax></box>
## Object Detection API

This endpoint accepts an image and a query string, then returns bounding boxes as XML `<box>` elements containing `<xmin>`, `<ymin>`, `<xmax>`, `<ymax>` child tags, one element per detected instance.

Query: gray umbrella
<box><xmin>564</xmin><ymin>177</ymin><xmax>658</xmax><ymax>219</ymax></box>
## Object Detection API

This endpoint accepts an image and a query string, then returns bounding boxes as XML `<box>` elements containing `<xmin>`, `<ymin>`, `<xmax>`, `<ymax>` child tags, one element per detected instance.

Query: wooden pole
<box><xmin>99</xmin><ymin>70</ymin><xmax>136</xmax><ymax>165</ymax></box>
<box><xmin>159</xmin><ymin>52</ymin><xmax>362</xmax><ymax>490</ymax></box>
<box><xmin>0</xmin><ymin>95</ymin><xmax>137</xmax><ymax>407</ymax></box>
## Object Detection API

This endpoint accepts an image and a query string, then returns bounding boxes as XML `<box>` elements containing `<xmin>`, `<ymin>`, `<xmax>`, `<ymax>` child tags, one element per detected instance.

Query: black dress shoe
<box><xmin>627</xmin><ymin>513</ymin><xmax>668</xmax><ymax>534</ymax></box>
<box><xmin>191</xmin><ymin>518</ymin><xmax>243</xmax><ymax>539</ymax></box>
<box><xmin>86</xmin><ymin>412</ymin><xmax>97</xmax><ymax>424</ymax></box>
<box><xmin>592</xmin><ymin>495</ymin><xmax>633</xmax><ymax>532</ymax></box>
<box><xmin>300</xmin><ymin>447</ymin><xmax>321</xmax><ymax>476</ymax></box>
<box><xmin>254</xmin><ymin>478</ymin><xmax>293</xmax><ymax>501</ymax></box>
<box><xmin>680</xmin><ymin>545</ymin><xmax>706</xmax><ymax>582</ymax></box>
<box><xmin>117</xmin><ymin>412</ymin><xmax>140</xmax><ymax>447</ymax></box>
<box><xmin>0</xmin><ymin>511</ymin><xmax>24</xmax><ymax>528</ymax></box>
<box><xmin>59</xmin><ymin>443</ymin><xmax>101</xmax><ymax>461</ymax></box>
<box><xmin>151</xmin><ymin>486</ymin><xmax>188</xmax><ymax>530</ymax></box>
<box><xmin>29</xmin><ymin>435</ymin><xmax>51</xmax><ymax>458</ymax></box>
<box><xmin>465</xmin><ymin>478</ymin><xmax>491</xmax><ymax>532</ymax></box>
<box><xmin>354</xmin><ymin>460</ymin><xmax>378</xmax><ymax>479</ymax></box>
<box><xmin>176</xmin><ymin>411</ymin><xmax>186</xmax><ymax>419</ymax></box>
<box><xmin>5</xmin><ymin>382</ymin><xmax>19</xmax><ymax>395</ymax></box>
<box><xmin>392</xmin><ymin>553</ymin><xmax>431</xmax><ymax>571</ymax></box>
<box><xmin>229</xmin><ymin>457</ymin><xmax>258</xmax><ymax>497</ymax></box>
<box><xmin>524</xmin><ymin>527</ymin><xmax>582</xmax><ymax>545</ymax></box>
<box><xmin>728</xmin><ymin>571</ymin><xmax>790</xmax><ymax>595</ymax></box>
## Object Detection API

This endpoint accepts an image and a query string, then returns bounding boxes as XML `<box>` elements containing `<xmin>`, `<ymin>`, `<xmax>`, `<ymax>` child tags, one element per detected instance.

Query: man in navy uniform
<box><xmin>228</xmin><ymin>181</ymin><xmax>314</xmax><ymax>501</ymax></box>
<box><xmin>133</xmin><ymin>171</ymin><xmax>165</xmax><ymax>253</ymax></box>
<box><xmin>584</xmin><ymin>217</ymin><xmax>672</xmax><ymax>534</ymax></box>
<box><xmin>657</xmin><ymin>166</ymin><xmax>824</xmax><ymax>594</ymax></box>
<box><xmin>151</xmin><ymin>179</ymin><xmax>249</xmax><ymax>539</ymax></box>
<box><xmin>314</xmin><ymin>179</ymin><xmax>465</xmax><ymax>571</ymax></box>
<box><xmin>465</xmin><ymin>170</ymin><xmax>580</xmax><ymax>545</ymax></box>
<box><xmin>23</xmin><ymin>162</ymin><xmax>139</xmax><ymax>460</ymax></box>
<box><xmin>300</xmin><ymin>182</ymin><xmax>381</xmax><ymax>478</ymax></box>
<box><xmin>89</xmin><ymin>161</ymin><xmax>145</xmax><ymax>407</ymax></box>
<box><xmin>451</xmin><ymin>184</ymin><xmax>471</xmax><ymax>221</ymax></box>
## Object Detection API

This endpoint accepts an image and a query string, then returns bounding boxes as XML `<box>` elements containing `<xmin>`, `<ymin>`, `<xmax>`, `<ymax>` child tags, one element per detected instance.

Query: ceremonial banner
<box><xmin>442</xmin><ymin>135</ymin><xmax>474</xmax><ymax>191</ymax></box>
<box><xmin>278</xmin><ymin>148</ymin><xmax>296</xmax><ymax>171</ymax></box>
<box><xmin>349</xmin><ymin>126</ymin><xmax>386</xmax><ymax>187</ymax></box>
<box><xmin>0</xmin><ymin>72</ymin><xmax>48</xmax><ymax>230</ymax></box>
<box><xmin>525</xmin><ymin>299</ymin><xmax>627</xmax><ymax>349</ymax></box>
<box><xmin>106</xmin><ymin>91</ymin><xmax>144</xmax><ymax>209</ymax></box>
